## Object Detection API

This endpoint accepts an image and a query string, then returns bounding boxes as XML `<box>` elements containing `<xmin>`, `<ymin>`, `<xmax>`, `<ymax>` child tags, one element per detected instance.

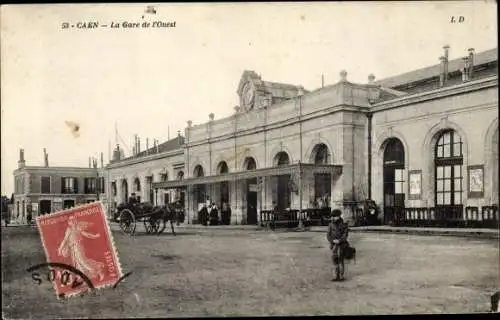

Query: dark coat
<box><xmin>327</xmin><ymin>218</ymin><xmax>349</xmax><ymax>245</ymax></box>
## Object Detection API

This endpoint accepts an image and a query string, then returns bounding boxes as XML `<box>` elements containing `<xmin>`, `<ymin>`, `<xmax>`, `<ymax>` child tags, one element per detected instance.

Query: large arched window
<box><xmin>122</xmin><ymin>179</ymin><xmax>128</xmax><ymax>203</ymax></box>
<box><xmin>146</xmin><ymin>176</ymin><xmax>154</xmax><ymax>203</ymax></box>
<box><xmin>193</xmin><ymin>165</ymin><xmax>204</xmax><ymax>177</ymax></box>
<box><xmin>273</xmin><ymin>151</ymin><xmax>291</xmax><ymax>209</ymax></box>
<box><xmin>217</xmin><ymin>161</ymin><xmax>229</xmax><ymax>174</ymax></box>
<box><xmin>312</xmin><ymin>143</ymin><xmax>331</xmax><ymax>164</ymax></box>
<box><xmin>193</xmin><ymin>166</ymin><xmax>206</xmax><ymax>210</ymax></box>
<box><xmin>216</xmin><ymin>161</ymin><xmax>229</xmax><ymax>211</ymax></box>
<box><xmin>383</xmin><ymin>138</ymin><xmax>405</xmax><ymax>225</ymax></box>
<box><xmin>133</xmin><ymin>178</ymin><xmax>141</xmax><ymax>203</ymax></box>
<box><xmin>435</xmin><ymin>130</ymin><xmax>463</xmax><ymax>206</ymax></box>
<box><xmin>311</xmin><ymin>143</ymin><xmax>332</xmax><ymax>208</ymax></box>
<box><xmin>274</xmin><ymin>152</ymin><xmax>290</xmax><ymax>166</ymax></box>
<box><xmin>244</xmin><ymin>157</ymin><xmax>257</xmax><ymax>170</ymax></box>
<box><xmin>134</xmin><ymin>178</ymin><xmax>141</xmax><ymax>192</ymax></box>
<box><xmin>111</xmin><ymin>182</ymin><xmax>117</xmax><ymax>197</ymax></box>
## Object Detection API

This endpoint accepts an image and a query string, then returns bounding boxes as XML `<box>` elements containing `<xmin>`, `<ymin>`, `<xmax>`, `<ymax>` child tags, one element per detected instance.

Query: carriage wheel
<box><xmin>119</xmin><ymin>209</ymin><xmax>136</xmax><ymax>236</ymax></box>
<box><xmin>143</xmin><ymin>217</ymin><xmax>160</xmax><ymax>234</ymax></box>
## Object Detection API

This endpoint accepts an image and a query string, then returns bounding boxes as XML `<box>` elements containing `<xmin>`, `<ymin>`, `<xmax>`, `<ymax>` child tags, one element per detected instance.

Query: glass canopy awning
<box><xmin>152</xmin><ymin>163</ymin><xmax>343</xmax><ymax>190</ymax></box>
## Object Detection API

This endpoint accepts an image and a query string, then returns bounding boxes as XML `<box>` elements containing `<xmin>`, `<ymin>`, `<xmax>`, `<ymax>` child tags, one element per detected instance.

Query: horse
<box><xmin>149</xmin><ymin>203</ymin><xmax>184</xmax><ymax>236</ymax></box>
<box><xmin>115</xmin><ymin>202</ymin><xmax>184</xmax><ymax>236</ymax></box>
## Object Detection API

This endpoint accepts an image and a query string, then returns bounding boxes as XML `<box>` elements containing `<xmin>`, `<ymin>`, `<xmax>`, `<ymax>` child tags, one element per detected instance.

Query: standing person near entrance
<box><xmin>221</xmin><ymin>202</ymin><xmax>231</xmax><ymax>225</ymax></box>
<box><xmin>26</xmin><ymin>205</ymin><xmax>32</xmax><ymax>226</ymax></box>
<box><xmin>327</xmin><ymin>209</ymin><xmax>349</xmax><ymax>281</ymax></box>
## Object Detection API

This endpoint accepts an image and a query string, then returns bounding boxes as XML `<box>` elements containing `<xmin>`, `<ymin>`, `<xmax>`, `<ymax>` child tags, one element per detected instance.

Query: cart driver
<box><xmin>128</xmin><ymin>193</ymin><xmax>139</xmax><ymax>206</ymax></box>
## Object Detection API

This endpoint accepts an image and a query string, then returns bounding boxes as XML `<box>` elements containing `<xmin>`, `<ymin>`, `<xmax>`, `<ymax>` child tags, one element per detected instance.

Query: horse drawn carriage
<box><xmin>114</xmin><ymin>202</ymin><xmax>184</xmax><ymax>236</ymax></box>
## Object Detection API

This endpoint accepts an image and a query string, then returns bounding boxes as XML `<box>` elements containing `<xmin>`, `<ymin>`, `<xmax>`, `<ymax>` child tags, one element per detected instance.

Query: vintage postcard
<box><xmin>1</xmin><ymin>2</ymin><xmax>498</xmax><ymax>318</ymax></box>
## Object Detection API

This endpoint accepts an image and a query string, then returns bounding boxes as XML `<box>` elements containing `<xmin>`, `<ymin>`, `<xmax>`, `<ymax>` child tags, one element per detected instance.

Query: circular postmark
<box><xmin>27</xmin><ymin>263</ymin><xmax>132</xmax><ymax>298</ymax></box>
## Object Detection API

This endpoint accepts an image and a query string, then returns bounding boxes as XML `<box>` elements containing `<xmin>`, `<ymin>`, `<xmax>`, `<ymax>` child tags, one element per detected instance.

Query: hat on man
<box><xmin>331</xmin><ymin>209</ymin><xmax>342</xmax><ymax>217</ymax></box>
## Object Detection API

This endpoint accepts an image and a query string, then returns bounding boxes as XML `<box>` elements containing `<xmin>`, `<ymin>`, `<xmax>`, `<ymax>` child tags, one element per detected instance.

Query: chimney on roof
<box><xmin>443</xmin><ymin>45</ymin><xmax>450</xmax><ymax>77</ymax></box>
<box><xmin>209</xmin><ymin>113</ymin><xmax>215</xmax><ymax>121</ymax></box>
<box><xmin>187</xmin><ymin>120</ymin><xmax>192</xmax><ymax>127</ymax></box>
<box><xmin>18</xmin><ymin>149</ymin><xmax>25</xmax><ymax>168</ymax></box>
<box><xmin>115</xmin><ymin>144</ymin><xmax>122</xmax><ymax>161</ymax></box>
<box><xmin>133</xmin><ymin>135</ymin><xmax>137</xmax><ymax>156</ymax></box>
<box><xmin>177</xmin><ymin>130</ymin><xmax>181</xmax><ymax>137</ymax></box>
<box><xmin>146</xmin><ymin>138</ymin><xmax>149</xmax><ymax>155</ymax></box>
<box><xmin>439</xmin><ymin>45</ymin><xmax>450</xmax><ymax>87</ymax></box>
<box><xmin>439</xmin><ymin>56</ymin><xmax>446</xmax><ymax>87</ymax></box>
<box><xmin>156</xmin><ymin>139</ymin><xmax>159</xmax><ymax>153</ymax></box>
<box><xmin>100</xmin><ymin>152</ymin><xmax>104</xmax><ymax>168</ymax></box>
<box><xmin>137</xmin><ymin>136</ymin><xmax>141</xmax><ymax>154</ymax></box>
<box><xmin>368</xmin><ymin>74</ymin><xmax>376</xmax><ymax>84</ymax></box>
<box><xmin>297</xmin><ymin>86</ymin><xmax>305</xmax><ymax>96</ymax></box>
<box><xmin>89</xmin><ymin>157</ymin><xmax>91</xmax><ymax>168</ymax></box>
<box><xmin>43</xmin><ymin>148</ymin><xmax>49</xmax><ymax>167</ymax></box>
<box><xmin>461</xmin><ymin>56</ymin><xmax>470</xmax><ymax>82</ymax></box>
<box><xmin>468</xmin><ymin>48</ymin><xmax>475</xmax><ymax>80</ymax></box>
<box><xmin>339</xmin><ymin>70</ymin><xmax>347</xmax><ymax>82</ymax></box>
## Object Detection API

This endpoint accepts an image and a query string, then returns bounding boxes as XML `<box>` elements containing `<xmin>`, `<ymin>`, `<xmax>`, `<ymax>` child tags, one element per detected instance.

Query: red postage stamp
<box><xmin>35</xmin><ymin>202</ymin><xmax>122</xmax><ymax>298</ymax></box>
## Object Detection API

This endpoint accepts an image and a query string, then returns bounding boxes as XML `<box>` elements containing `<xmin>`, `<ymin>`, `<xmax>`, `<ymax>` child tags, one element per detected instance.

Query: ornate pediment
<box><xmin>237</xmin><ymin>71</ymin><xmax>261</xmax><ymax>112</ymax></box>
<box><xmin>237</xmin><ymin>70</ymin><xmax>308</xmax><ymax>113</ymax></box>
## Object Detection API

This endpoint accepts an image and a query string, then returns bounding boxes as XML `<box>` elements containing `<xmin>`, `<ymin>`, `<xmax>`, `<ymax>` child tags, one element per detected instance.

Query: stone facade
<box><xmin>14</xmin><ymin>47</ymin><xmax>498</xmax><ymax>227</ymax></box>
<box><xmin>104</xmin><ymin>135</ymin><xmax>185</xmax><ymax>216</ymax></box>
<box><xmin>103</xmin><ymin>46</ymin><xmax>498</xmax><ymax>226</ymax></box>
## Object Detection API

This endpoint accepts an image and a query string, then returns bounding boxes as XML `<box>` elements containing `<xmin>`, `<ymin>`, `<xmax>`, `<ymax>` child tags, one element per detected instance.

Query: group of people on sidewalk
<box><xmin>198</xmin><ymin>201</ymin><xmax>232</xmax><ymax>226</ymax></box>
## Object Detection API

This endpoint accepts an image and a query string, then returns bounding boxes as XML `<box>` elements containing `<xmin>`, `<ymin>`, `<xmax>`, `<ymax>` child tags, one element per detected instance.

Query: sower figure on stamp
<box><xmin>58</xmin><ymin>216</ymin><xmax>105</xmax><ymax>281</ymax></box>
<box><xmin>327</xmin><ymin>209</ymin><xmax>349</xmax><ymax>282</ymax></box>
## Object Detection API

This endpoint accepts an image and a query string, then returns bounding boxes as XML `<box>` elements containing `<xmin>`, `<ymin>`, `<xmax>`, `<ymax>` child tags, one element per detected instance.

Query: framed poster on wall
<box><xmin>468</xmin><ymin>165</ymin><xmax>484</xmax><ymax>198</ymax></box>
<box><xmin>408</xmin><ymin>170</ymin><xmax>422</xmax><ymax>200</ymax></box>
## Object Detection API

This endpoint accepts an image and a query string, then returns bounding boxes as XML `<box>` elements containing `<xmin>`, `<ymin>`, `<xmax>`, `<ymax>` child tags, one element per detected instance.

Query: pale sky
<box><xmin>1</xmin><ymin>1</ymin><xmax>497</xmax><ymax>195</ymax></box>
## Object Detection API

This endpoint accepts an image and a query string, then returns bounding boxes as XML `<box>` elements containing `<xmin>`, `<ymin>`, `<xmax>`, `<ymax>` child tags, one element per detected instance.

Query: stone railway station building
<box><xmin>13</xmin><ymin>46</ymin><xmax>499</xmax><ymax>227</ymax></box>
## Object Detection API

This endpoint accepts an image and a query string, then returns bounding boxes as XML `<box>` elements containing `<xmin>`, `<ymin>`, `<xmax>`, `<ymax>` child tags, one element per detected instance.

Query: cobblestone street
<box><xmin>2</xmin><ymin>226</ymin><xmax>498</xmax><ymax>318</ymax></box>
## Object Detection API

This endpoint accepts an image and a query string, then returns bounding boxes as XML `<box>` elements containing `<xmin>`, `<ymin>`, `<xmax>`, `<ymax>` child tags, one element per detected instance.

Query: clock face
<box><xmin>242</xmin><ymin>83</ymin><xmax>255</xmax><ymax>111</ymax></box>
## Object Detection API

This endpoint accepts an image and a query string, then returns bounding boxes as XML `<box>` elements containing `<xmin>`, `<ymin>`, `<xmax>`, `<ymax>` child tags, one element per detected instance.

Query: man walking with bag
<box><xmin>327</xmin><ymin>209</ymin><xmax>349</xmax><ymax>281</ymax></box>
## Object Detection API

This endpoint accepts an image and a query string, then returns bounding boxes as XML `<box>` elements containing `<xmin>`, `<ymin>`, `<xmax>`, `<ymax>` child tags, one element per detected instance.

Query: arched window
<box><xmin>273</xmin><ymin>151</ymin><xmax>291</xmax><ymax>209</ymax></box>
<box><xmin>193</xmin><ymin>166</ymin><xmax>204</xmax><ymax>177</ymax></box>
<box><xmin>384</xmin><ymin>138</ymin><xmax>405</xmax><ymax>165</ymax></box>
<box><xmin>122</xmin><ymin>179</ymin><xmax>128</xmax><ymax>202</ymax></box>
<box><xmin>274</xmin><ymin>152</ymin><xmax>290</xmax><ymax>166</ymax></box>
<box><xmin>217</xmin><ymin>161</ymin><xmax>229</xmax><ymax>174</ymax></box>
<box><xmin>216</xmin><ymin>161</ymin><xmax>229</xmax><ymax>210</ymax></box>
<box><xmin>312</xmin><ymin>143</ymin><xmax>331</xmax><ymax>165</ymax></box>
<box><xmin>311</xmin><ymin>144</ymin><xmax>332</xmax><ymax>208</ymax></box>
<box><xmin>111</xmin><ymin>182</ymin><xmax>117</xmax><ymax>197</ymax></box>
<box><xmin>147</xmin><ymin>176</ymin><xmax>154</xmax><ymax>203</ymax></box>
<box><xmin>192</xmin><ymin>167</ymin><xmax>205</xmax><ymax>217</ymax></box>
<box><xmin>134</xmin><ymin>178</ymin><xmax>141</xmax><ymax>192</ymax></box>
<box><xmin>435</xmin><ymin>130</ymin><xmax>463</xmax><ymax>206</ymax></box>
<box><xmin>383</xmin><ymin>138</ymin><xmax>405</xmax><ymax>225</ymax></box>
<box><xmin>245</xmin><ymin>157</ymin><xmax>257</xmax><ymax>170</ymax></box>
